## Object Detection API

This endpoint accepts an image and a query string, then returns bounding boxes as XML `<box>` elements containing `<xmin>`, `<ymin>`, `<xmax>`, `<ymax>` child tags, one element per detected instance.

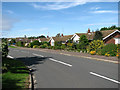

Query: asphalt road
<box><xmin>8</xmin><ymin>48</ymin><xmax>119</xmax><ymax>88</ymax></box>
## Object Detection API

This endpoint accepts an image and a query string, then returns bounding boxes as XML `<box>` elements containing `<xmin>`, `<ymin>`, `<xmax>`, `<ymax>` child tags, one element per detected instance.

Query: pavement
<box><xmin>8</xmin><ymin>48</ymin><xmax>119</xmax><ymax>88</ymax></box>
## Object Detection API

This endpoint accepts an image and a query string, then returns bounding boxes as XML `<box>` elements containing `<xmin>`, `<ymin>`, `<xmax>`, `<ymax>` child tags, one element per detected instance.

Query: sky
<box><xmin>2</xmin><ymin>1</ymin><xmax>118</xmax><ymax>38</ymax></box>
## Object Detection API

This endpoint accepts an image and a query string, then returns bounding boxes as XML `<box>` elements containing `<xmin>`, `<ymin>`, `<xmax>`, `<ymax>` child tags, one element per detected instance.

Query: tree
<box><xmin>93</xmin><ymin>31</ymin><xmax>103</xmax><ymax>40</ymax></box>
<box><xmin>37</xmin><ymin>35</ymin><xmax>46</xmax><ymax>38</ymax></box>
<box><xmin>56</xmin><ymin>33</ymin><xmax>61</xmax><ymax>37</ymax></box>
<box><xmin>1</xmin><ymin>38</ymin><xmax>9</xmax><ymax>58</ymax></box>
<box><xmin>78</xmin><ymin>35</ymin><xmax>89</xmax><ymax>51</ymax></box>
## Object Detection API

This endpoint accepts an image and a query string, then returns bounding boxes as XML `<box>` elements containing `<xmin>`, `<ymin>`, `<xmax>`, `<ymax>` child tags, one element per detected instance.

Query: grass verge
<box><xmin>8</xmin><ymin>46</ymin><xmax>17</xmax><ymax>48</ymax></box>
<box><xmin>2</xmin><ymin>58</ymin><xmax>30</xmax><ymax>89</ymax></box>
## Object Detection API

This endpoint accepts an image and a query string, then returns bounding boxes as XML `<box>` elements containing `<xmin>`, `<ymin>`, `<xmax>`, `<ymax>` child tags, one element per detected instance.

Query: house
<box><xmin>49</xmin><ymin>34</ymin><xmax>73</xmax><ymax>46</ymax></box>
<box><xmin>38</xmin><ymin>38</ymin><xmax>50</xmax><ymax>42</ymax></box>
<box><xmin>71</xmin><ymin>28</ymin><xmax>94</xmax><ymax>43</ymax></box>
<box><xmin>71</xmin><ymin>29</ymin><xmax>120</xmax><ymax>44</ymax></box>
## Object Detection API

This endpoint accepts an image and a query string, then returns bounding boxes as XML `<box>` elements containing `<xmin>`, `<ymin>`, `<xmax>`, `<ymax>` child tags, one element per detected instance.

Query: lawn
<box><xmin>8</xmin><ymin>46</ymin><xmax>17</xmax><ymax>48</ymax></box>
<box><xmin>2</xmin><ymin>58</ymin><xmax>30</xmax><ymax>89</ymax></box>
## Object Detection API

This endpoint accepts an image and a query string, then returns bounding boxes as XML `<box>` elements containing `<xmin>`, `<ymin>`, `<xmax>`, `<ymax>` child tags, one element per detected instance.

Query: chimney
<box><xmin>88</xmin><ymin>28</ymin><xmax>90</xmax><ymax>33</ymax></box>
<box><xmin>61</xmin><ymin>33</ymin><xmax>64</xmax><ymax>37</ymax></box>
<box><xmin>47</xmin><ymin>36</ymin><xmax>49</xmax><ymax>38</ymax></box>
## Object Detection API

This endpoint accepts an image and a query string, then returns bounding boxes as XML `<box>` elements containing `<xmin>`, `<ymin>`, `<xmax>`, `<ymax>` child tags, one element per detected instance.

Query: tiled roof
<box><xmin>39</xmin><ymin>38</ymin><xmax>50</xmax><ymax>42</ymax></box>
<box><xmin>52</xmin><ymin>35</ymin><xmax>73</xmax><ymax>42</ymax></box>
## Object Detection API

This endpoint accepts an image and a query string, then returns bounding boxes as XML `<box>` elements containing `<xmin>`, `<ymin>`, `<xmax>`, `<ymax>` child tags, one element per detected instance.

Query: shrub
<box><xmin>40</xmin><ymin>45</ymin><xmax>46</xmax><ymax>48</ymax></box>
<box><xmin>61</xmin><ymin>44</ymin><xmax>66</xmax><ymax>50</ymax></box>
<box><xmin>16</xmin><ymin>41</ymin><xmax>24</xmax><ymax>47</ymax></box>
<box><xmin>33</xmin><ymin>45</ymin><xmax>39</xmax><ymax>48</ymax></box>
<box><xmin>53</xmin><ymin>46</ymin><xmax>61</xmax><ymax>50</ymax></box>
<box><xmin>78</xmin><ymin>35</ymin><xmax>89</xmax><ymax>51</ymax></box>
<box><xmin>55</xmin><ymin>41</ymin><xmax>62</xmax><ymax>46</ymax></box>
<box><xmin>101</xmin><ymin>43</ymin><xmax>117</xmax><ymax>56</ymax></box>
<box><xmin>31</xmin><ymin>40</ymin><xmax>40</xmax><ymax>46</ymax></box>
<box><xmin>28</xmin><ymin>43</ymin><xmax>33</xmax><ymax>48</ymax></box>
<box><xmin>105</xmin><ymin>53</ymin><xmax>110</xmax><ymax>57</ymax></box>
<box><xmin>2</xmin><ymin>42</ymin><xmax>9</xmax><ymax>58</ymax></box>
<box><xmin>87</xmin><ymin>40</ymin><xmax>104</xmax><ymax>52</ymax></box>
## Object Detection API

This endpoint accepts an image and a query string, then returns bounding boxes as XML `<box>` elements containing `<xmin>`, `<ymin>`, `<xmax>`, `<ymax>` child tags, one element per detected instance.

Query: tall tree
<box><xmin>56</xmin><ymin>33</ymin><xmax>61</xmax><ymax>37</ymax></box>
<box><xmin>93</xmin><ymin>31</ymin><xmax>103</xmax><ymax>40</ymax></box>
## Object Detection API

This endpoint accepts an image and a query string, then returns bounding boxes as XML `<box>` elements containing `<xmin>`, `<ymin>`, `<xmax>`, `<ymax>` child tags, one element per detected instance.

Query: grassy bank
<box><xmin>8</xmin><ymin>46</ymin><xmax>17</xmax><ymax>48</ymax></box>
<box><xmin>2</xmin><ymin>58</ymin><xmax>29</xmax><ymax>89</ymax></box>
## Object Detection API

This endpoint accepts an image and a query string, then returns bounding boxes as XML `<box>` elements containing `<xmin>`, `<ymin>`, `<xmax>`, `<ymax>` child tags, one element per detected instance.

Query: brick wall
<box><xmin>104</xmin><ymin>32</ymin><xmax>120</xmax><ymax>44</ymax></box>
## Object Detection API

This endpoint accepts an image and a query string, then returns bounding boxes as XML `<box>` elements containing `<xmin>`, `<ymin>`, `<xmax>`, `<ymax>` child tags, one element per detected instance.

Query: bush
<box><xmin>87</xmin><ymin>40</ymin><xmax>104</xmax><ymax>52</ymax></box>
<box><xmin>28</xmin><ymin>43</ymin><xmax>33</xmax><ymax>48</ymax></box>
<box><xmin>40</xmin><ymin>45</ymin><xmax>46</xmax><ymax>48</ymax></box>
<box><xmin>61</xmin><ymin>44</ymin><xmax>66</xmax><ymax>50</ymax></box>
<box><xmin>53</xmin><ymin>46</ymin><xmax>61</xmax><ymax>50</ymax></box>
<box><xmin>55</xmin><ymin>41</ymin><xmax>62</xmax><ymax>46</ymax></box>
<box><xmin>31</xmin><ymin>40</ymin><xmax>40</xmax><ymax>46</ymax></box>
<box><xmin>101</xmin><ymin>44</ymin><xmax>117</xmax><ymax>56</ymax></box>
<box><xmin>2</xmin><ymin>42</ymin><xmax>9</xmax><ymax>58</ymax></box>
<box><xmin>78</xmin><ymin>35</ymin><xmax>89</xmax><ymax>51</ymax></box>
<box><xmin>33</xmin><ymin>45</ymin><xmax>39</xmax><ymax>48</ymax></box>
<box><xmin>16</xmin><ymin>41</ymin><xmax>24</xmax><ymax>47</ymax></box>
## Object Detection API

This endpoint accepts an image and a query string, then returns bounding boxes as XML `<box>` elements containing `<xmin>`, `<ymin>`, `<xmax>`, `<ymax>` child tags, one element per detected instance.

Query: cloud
<box><xmin>5</xmin><ymin>10</ymin><xmax>14</xmax><ymax>14</ymax></box>
<box><xmin>1</xmin><ymin>15</ymin><xmax>19</xmax><ymax>31</ymax></box>
<box><xmin>31</xmin><ymin>0</ymin><xmax>119</xmax><ymax>10</ymax></box>
<box><xmin>90</xmin><ymin>6</ymin><xmax>101</xmax><ymax>10</ymax></box>
<box><xmin>31</xmin><ymin>2</ymin><xmax>86</xmax><ymax>10</ymax></box>
<box><xmin>92</xmin><ymin>10</ymin><xmax>118</xmax><ymax>14</ymax></box>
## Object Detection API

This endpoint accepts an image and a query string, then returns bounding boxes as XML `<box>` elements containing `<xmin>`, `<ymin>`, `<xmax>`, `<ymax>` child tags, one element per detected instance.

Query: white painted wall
<box><xmin>114</xmin><ymin>38</ymin><xmax>120</xmax><ymax>44</ymax></box>
<box><xmin>73</xmin><ymin>34</ymin><xmax>80</xmax><ymax>43</ymax></box>
<box><xmin>51</xmin><ymin>39</ymin><xmax>55</xmax><ymax>46</ymax></box>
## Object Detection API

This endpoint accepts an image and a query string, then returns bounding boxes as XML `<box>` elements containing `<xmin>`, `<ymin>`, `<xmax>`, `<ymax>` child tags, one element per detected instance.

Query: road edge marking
<box><xmin>90</xmin><ymin>72</ymin><xmax>120</xmax><ymax>84</ymax></box>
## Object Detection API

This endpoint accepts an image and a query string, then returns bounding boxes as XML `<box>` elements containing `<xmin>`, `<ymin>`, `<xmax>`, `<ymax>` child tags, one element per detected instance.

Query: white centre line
<box><xmin>49</xmin><ymin>58</ymin><xmax>72</xmax><ymax>67</ymax></box>
<box><xmin>90</xmin><ymin>72</ymin><xmax>120</xmax><ymax>84</ymax></box>
<box><xmin>32</xmin><ymin>53</ymin><xmax>44</xmax><ymax>57</ymax></box>
<box><xmin>7</xmin><ymin>55</ymin><xmax>14</xmax><ymax>59</ymax></box>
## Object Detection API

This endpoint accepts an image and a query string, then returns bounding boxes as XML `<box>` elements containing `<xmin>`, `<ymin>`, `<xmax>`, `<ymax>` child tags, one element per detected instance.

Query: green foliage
<box><xmin>87</xmin><ymin>40</ymin><xmax>104</xmax><ymax>52</ymax></box>
<box><xmin>33</xmin><ymin>45</ymin><xmax>39</xmax><ymax>48</ymax></box>
<box><xmin>55</xmin><ymin>41</ymin><xmax>62</xmax><ymax>46</ymax></box>
<box><xmin>56</xmin><ymin>33</ymin><xmax>61</xmax><ymax>37</ymax></box>
<box><xmin>31</xmin><ymin>40</ymin><xmax>40</xmax><ymax>46</ymax></box>
<box><xmin>40</xmin><ymin>45</ymin><xmax>46</xmax><ymax>48</ymax></box>
<box><xmin>16</xmin><ymin>41</ymin><xmax>24</xmax><ymax>47</ymax></box>
<box><xmin>61</xmin><ymin>44</ymin><xmax>66</xmax><ymax>50</ymax></box>
<box><xmin>28</xmin><ymin>43</ymin><xmax>33</xmax><ymax>48</ymax></box>
<box><xmin>100</xmin><ymin>25</ymin><xmax>120</xmax><ymax>31</ymax></box>
<box><xmin>101</xmin><ymin>44</ymin><xmax>117</xmax><ymax>56</ymax></box>
<box><xmin>93</xmin><ymin>31</ymin><xmax>103</xmax><ymax>40</ymax></box>
<box><xmin>78</xmin><ymin>35</ymin><xmax>89</xmax><ymax>51</ymax></box>
<box><xmin>2</xmin><ymin>42</ymin><xmax>9</xmax><ymax>58</ymax></box>
<box><xmin>53</xmin><ymin>46</ymin><xmax>61</xmax><ymax>50</ymax></box>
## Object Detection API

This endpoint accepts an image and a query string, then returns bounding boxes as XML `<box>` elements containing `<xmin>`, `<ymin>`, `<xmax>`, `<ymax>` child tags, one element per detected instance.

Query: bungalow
<box><xmin>38</xmin><ymin>38</ymin><xmax>50</xmax><ymax>42</ymax></box>
<box><xmin>49</xmin><ymin>35</ymin><xmax>73</xmax><ymax>46</ymax></box>
<box><xmin>71</xmin><ymin>29</ymin><xmax>120</xmax><ymax>44</ymax></box>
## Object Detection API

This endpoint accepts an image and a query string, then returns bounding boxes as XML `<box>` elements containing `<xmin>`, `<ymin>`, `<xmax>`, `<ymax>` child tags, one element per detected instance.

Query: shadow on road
<box><xmin>16</xmin><ymin>56</ymin><xmax>52</xmax><ymax>72</ymax></box>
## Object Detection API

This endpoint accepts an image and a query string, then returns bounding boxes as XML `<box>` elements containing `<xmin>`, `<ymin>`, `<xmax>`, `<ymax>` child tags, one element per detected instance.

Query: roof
<box><xmin>52</xmin><ymin>35</ymin><xmax>73</xmax><ymax>42</ymax></box>
<box><xmin>75</xmin><ymin>29</ymin><xmax>119</xmax><ymax>40</ymax></box>
<box><xmin>39</xmin><ymin>38</ymin><xmax>50</xmax><ymax>42</ymax></box>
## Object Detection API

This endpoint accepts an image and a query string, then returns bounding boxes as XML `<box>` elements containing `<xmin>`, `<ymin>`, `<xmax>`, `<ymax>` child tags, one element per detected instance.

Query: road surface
<box><xmin>8</xmin><ymin>48</ymin><xmax>119</xmax><ymax>88</ymax></box>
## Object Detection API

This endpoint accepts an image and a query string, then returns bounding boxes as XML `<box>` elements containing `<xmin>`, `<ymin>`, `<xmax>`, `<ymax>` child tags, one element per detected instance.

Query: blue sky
<box><xmin>2</xmin><ymin>2</ymin><xmax>118</xmax><ymax>38</ymax></box>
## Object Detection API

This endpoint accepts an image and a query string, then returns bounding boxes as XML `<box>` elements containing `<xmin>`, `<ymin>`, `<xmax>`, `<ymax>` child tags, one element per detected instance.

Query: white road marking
<box><xmin>49</xmin><ymin>58</ymin><xmax>72</xmax><ymax>67</ymax></box>
<box><xmin>7</xmin><ymin>55</ymin><xmax>14</xmax><ymax>59</ymax></box>
<box><xmin>32</xmin><ymin>53</ymin><xmax>44</xmax><ymax>57</ymax></box>
<box><xmin>90</xmin><ymin>72</ymin><xmax>120</xmax><ymax>84</ymax></box>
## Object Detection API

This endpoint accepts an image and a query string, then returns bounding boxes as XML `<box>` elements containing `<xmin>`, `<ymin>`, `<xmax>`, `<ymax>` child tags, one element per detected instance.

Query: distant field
<box><xmin>2</xmin><ymin>58</ymin><xmax>29</xmax><ymax>89</ymax></box>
